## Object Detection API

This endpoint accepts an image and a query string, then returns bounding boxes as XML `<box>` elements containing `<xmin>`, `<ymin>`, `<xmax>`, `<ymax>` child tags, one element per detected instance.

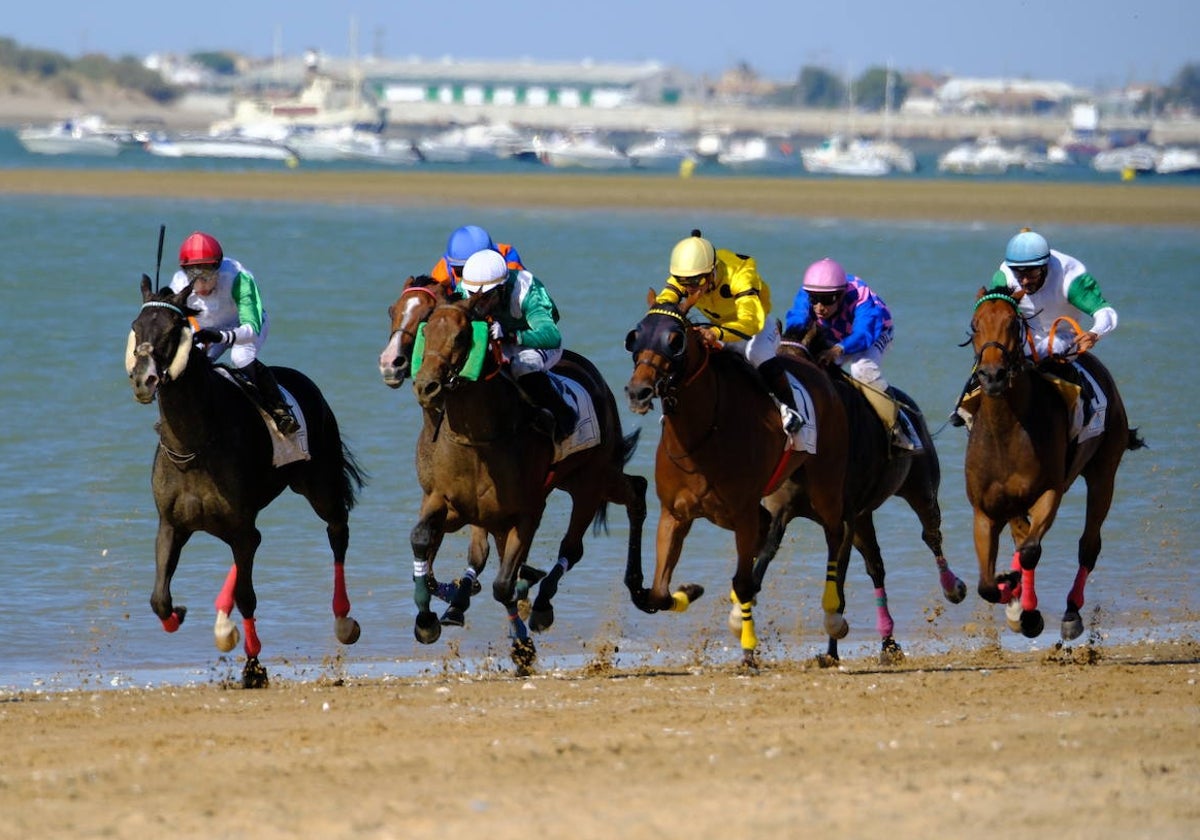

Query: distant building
<box><xmin>935</xmin><ymin>77</ymin><xmax>1087</xmax><ymax>115</ymax></box>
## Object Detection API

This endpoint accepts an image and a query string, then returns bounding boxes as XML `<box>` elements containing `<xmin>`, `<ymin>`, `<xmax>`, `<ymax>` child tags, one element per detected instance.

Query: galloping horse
<box><xmin>624</xmin><ymin>290</ymin><xmax>851</xmax><ymax>667</ymax></box>
<box><xmin>754</xmin><ymin>323</ymin><xmax>967</xmax><ymax>664</ymax></box>
<box><xmin>410</xmin><ymin>294</ymin><xmax>646</xmax><ymax>674</ymax></box>
<box><xmin>965</xmin><ymin>288</ymin><xmax>1144</xmax><ymax>639</ymax></box>
<box><xmin>126</xmin><ymin>276</ymin><xmax>365</xmax><ymax>688</ymax></box>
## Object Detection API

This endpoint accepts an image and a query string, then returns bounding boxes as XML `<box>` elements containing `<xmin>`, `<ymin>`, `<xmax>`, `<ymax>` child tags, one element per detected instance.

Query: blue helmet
<box><xmin>1004</xmin><ymin>230</ymin><xmax>1050</xmax><ymax>268</ymax></box>
<box><xmin>445</xmin><ymin>225</ymin><xmax>496</xmax><ymax>267</ymax></box>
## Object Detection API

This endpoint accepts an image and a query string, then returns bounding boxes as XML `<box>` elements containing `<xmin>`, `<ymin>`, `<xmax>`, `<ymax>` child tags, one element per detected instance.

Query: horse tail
<box><xmin>620</xmin><ymin>428</ymin><xmax>641</xmax><ymax>466</ymax></box>
<box><xmin>339</xmin><ymin>440</ymin><xmax>368</xmax><ymax>511</ymax></box>
<box><xmin>1127</xmin><ymin>427</ymin><xmax>1147</xmax><ymax>451</ymax></box>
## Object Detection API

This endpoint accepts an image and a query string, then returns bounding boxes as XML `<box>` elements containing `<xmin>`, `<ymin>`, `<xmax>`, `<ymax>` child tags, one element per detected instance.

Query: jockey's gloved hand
<box><xmin>489</xmin><ymin>321</ymin><xmax>506</xmax><ymax>342</ymax></box>
<box><xmin>194</xmin><ymin>328</ymin><xmax>233</xmax><ymax>346</ymax></box>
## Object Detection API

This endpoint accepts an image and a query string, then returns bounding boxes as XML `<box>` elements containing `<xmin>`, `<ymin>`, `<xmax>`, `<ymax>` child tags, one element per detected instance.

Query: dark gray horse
<box><xmin>126</xmin><ymin>276</ymin><xmax>365</xmax><ymax>687</ymax></box>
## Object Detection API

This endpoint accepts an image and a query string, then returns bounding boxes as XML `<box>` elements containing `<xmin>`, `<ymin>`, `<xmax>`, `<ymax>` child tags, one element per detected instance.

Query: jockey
<box><xmin>169</xmin><ymin>231</ymin><xmax>299</xmax><ymax>435</ymax></box>
<box><xmin>655</xmin><ymin>229</ymin><xmax>801</xmax><ymax>434</ymax></box>
<box><xmin>784</xmin><ymin>258</ymin><xmax>911</xmax><ymax>448</ymax></box>
<box><xmin>783</xmin><ymin>257</ymin><xmax>895</xmax><ymax>391</ymax></box>
<box><xmin>459</xmin><ymin>249</ymin><xmax>577</xmax><ymax>443</ymax></box>
<box><xmin>950</xmin><ymin>228</ymin><xmax>1119</xmax><ymax>427</ymax></box>
<box><xmin>429</xmin><ymin>224</ymin><xmax>524</xmax><ymax>290</ymax></box>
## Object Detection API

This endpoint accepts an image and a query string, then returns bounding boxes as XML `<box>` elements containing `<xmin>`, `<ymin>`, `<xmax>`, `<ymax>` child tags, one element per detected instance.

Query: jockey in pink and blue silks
<box><xmin>783</xmin><ymin>257</ymin><xmax>895</xmax><ymax>391</ymax></box>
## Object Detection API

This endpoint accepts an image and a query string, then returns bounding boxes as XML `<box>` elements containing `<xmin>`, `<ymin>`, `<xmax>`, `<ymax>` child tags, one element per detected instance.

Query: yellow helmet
<box><xmin>669</xmin><ymin>230</ymin><xmax>716</xmax><ymax>280</ymax></box>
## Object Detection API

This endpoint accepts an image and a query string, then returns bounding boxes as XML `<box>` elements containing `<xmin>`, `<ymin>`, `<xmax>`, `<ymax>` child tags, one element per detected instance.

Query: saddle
<box><xmin>841</xmin><ymin>375</ymin><xmax>921</xmax><ymax>452</ymax></box>
<box><xmin>214</xmin><ymin>366</ymin><xmax>309</xmax><ymax>466</ymax></box>
<box><xmin>958</xmin><ymin>360</ymin><xmax>1106</xmax><ymax>443</ymax></box>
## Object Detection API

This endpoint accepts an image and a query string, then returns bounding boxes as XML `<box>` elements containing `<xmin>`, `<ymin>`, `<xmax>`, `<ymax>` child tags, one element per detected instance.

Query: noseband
<box><xmin>971</xmin><ymin>293</ymin><xmax>1029</xmax><ymax>383</ymax></box>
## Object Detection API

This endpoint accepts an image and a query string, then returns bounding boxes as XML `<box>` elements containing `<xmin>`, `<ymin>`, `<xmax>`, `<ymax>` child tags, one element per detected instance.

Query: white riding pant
<box><xmin>505</xmin><ymin>345</ymin><xmax>563</xmax><ymax>377</ymax></box>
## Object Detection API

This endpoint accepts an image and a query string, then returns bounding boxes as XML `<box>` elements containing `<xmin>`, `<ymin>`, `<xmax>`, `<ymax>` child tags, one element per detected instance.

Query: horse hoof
<box><xmin>679</xmin><ymin>583</ymin><xmax>705</xmax><ymax>603</ymax></box>
<box><xmin>816</xmin><ymin>653</ymin><xmax>839</xmax><ymax>669</ymax></box>
<box><xmin>946</xmin><ymin>578</ymin><xmax>968</xmax><ymax>605</ymax></box>
<box><xmin>1021</xmin><ymin>609</ymin><xmax>1045</xmax><ymax>638</ymax></box>
<box><xmin>512</xmin><ymin>638</ymin><xmax>537</xmax><ymax>676</ymax></box>
<box><xmin>242</xmin><ymin>657</ymin><xmax>269</xmax><ymax>689</ymax></box>
<box><xmin>440</xmin><ymin>607</ymin><xmax>466</xmax><ymax>627</ymax></box>
<box><xmin>528</xmin><ymin>606</ymin><xmax>554</xmax><ymax>633</ymax></box>
<box><xmin>824</xmin><ymin>613</ymin><xmax>849</xmax><ymax>640</ymax></box>
<box><xmin>739</xmin><ymin>651</ymin><xmax>760</xmax><ymax>673</ymax></box>
<box><xmin>414</xmin><ymin>611</ymin><xmax>442</xmax><ymax>644</ymax></box>
<box><xmin>335</xmin><ymin>616</ymin><xmax>361</xmax><ymax>645</ymax></box>
<box><xmin>880</xmin><ymin>637</ymin><xmax>905</xmax><ymax>665</ymax></box>
<box><xmin>1061</xmin><ymin>612</ymin><xmax>1084</xmax><ymax>641</ymax></box>
<box><xmin>519</xmin><ymin>565</ymin><xmax>548</xmax><ymax>585</ymax></box>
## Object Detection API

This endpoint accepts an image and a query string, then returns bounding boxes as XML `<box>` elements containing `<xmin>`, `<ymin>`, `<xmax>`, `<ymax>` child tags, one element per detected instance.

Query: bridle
<box><xmin>629</xmin><ymin>306</ymin><xmax>711</xmax><ymax>414</ymax></box>
<box><xmin>969</xmin><ymin>293</ymin><xmax>1030</xmax><ymax>385</ymax></box>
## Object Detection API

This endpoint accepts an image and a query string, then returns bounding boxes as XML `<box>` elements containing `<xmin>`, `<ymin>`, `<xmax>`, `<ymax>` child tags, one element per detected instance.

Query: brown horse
<box><xmin>410</xmin><ymin>294</ymin><xmax>647</xmax><ymax>673</ymax></box>
<box><xmin>965</xmin><ymin>288</ymin><xmax>1144</xmax><ymax>639</ymax></box>
<box><xmin>623</xmin><ymin>290</ymin><xmax>851</xmax><ymax>667</ymax></box>
<box><xmin>753</xmin><ymin>323</ymin><xmax>967</xmax><ymax>664</ymax></box>
<box><xmin>126</xmin><ymin>276</ymin><xmax>365</xmax><ymax>688</ymax></box>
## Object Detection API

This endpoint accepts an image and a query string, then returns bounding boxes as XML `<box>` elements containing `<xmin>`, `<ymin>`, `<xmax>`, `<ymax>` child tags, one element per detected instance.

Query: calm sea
<box><xmin>1</xmin><ymin>142</ymin><xmax>1197</xmax><ymax>690</ymax></box>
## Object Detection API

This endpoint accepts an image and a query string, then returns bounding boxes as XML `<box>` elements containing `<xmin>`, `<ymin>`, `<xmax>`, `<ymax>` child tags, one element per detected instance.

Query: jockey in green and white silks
<box><xmin>170</xmin><ymin>255</ymin><xmax>269</xmax><ymax>367</ymax></box>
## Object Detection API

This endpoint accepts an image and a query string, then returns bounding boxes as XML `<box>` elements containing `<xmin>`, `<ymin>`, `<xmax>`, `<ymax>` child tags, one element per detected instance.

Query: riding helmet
<box><xmin>669</xmin><ymin>229</ymin><xmax>716</xmax><ymax>279</ymax></box>
<box><xmin>802</xmin><ymin>257</ymin><xmax>848</xmax><ymax>292</ymax></box>
<box><xmin>459</xmin><ymin>250</ymin><xmax>509</xmax><ymax>295</ymax></box>
<box><xmin>445</xmin><ymin>225</ymin><xmax>496</xmax><ymax>267</ymax></box>
<box><xmin>179</xmin><ymin>231</ymin><xmax>223</xmax><ymax>267</ymax></box>
<box><xmin>1004</xmin><ymin>229</ymin><xmax>1051</xmax><ymax>268</ymax></box>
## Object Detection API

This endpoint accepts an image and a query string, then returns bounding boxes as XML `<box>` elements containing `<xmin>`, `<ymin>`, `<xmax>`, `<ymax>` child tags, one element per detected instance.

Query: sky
<box><xmin>6</xmin><ymin>0</ymin><xmax>1197</xmax><ymax>90</ymax></box>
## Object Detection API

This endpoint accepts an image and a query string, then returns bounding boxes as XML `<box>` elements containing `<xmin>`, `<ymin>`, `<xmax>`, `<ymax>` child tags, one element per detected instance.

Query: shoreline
<box><xmin>3</xmin><ymin>168</ymin><xmax>1200</xmax><ymax>226</ymax></box>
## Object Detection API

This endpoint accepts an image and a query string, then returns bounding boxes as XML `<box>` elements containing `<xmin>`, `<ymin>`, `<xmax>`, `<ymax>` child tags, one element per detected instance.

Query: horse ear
<box><xmin>645</xmin><ymin>288</ymin><xmax>657</xmax><ymax>307</ymax></box>
<box><xmin>974</xmin><ymin>287</ymin><xmax>988</xmax><ymax>300</ymax></box>
<box><xmin>1012</xmin><ymin>289</ymin><xmax>1026</xmax><ymax>302</ymax></box>
<box><xmin>141</xmin><ymin>274</ymin><xmax>153</xmax><ymax>300</ymax></box>
<box><xmin>679</xmin><ymin>286</ymin><xmax>704</xmax><ymax>314</ymax></box>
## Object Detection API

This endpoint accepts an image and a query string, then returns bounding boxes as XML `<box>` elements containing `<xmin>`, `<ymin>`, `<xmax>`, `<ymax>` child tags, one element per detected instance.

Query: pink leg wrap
<box><xmin>215</xmin><ymin>564</ymin><xmax>237</xmax><ymax>616</ymax></box>
<box><xmin>1068</xmin><ymin>567</ymin><xmax>1090</xmax><ymax>610</ymax></box>
<box><xmin>161</xmin><ymin>612</ymin><xmax>182</xmax><ymax>633</ymax></box>
<box><xmin>243</xmin><ymin>617</ymin><xmax>262</xmax><ymax>658</ymax></box>
<box><xmin>874</xmin><ymin>587</ymin><xmax>894</xmax><ymax>638</ymax></box>
<box><xmin>1020</xmin><ymin>567</ymin><xmax>1038</xmax><ymax>613</ymax></box>
<box><xmin>332</xmin><ymin>563</ymin><xmax>351</xmax><ymax>618</ymax></box>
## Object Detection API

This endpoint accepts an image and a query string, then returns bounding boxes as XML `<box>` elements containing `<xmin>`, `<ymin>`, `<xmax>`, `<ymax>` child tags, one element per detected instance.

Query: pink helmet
<box><xmin>802</xmin><ymin>258</ymin><xmax>847</xmax><ymax>293</ymax></box>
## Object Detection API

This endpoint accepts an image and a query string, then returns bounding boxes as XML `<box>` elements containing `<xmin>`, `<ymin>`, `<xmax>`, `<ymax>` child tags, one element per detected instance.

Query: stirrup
<box><xmin>780</xmin><ymin>404</ymin><xmax>802</xmax><ymax>435</ymax></box>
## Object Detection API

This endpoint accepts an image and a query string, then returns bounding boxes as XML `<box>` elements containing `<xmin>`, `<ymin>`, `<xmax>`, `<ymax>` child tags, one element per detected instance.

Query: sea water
<box><xmin>1</xmin><ymin>190</ymin><xmax>1196</xmax><ymax>691</ymax></box>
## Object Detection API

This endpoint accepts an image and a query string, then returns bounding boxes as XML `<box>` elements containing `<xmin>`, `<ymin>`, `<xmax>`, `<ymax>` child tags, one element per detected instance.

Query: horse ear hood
<box><xmin>165</xmin><ymin>326</ymin><xmax>193</xmax><ymax>381</ymax></box>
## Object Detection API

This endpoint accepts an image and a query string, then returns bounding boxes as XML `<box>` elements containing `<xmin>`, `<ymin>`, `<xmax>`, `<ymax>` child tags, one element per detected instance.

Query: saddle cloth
<box><xmin>1046</xmin><ymin>363</ymin><xmax>1107</xmax><ymax>444</ymax></box>
<box><xmin>846</xmin><ymin>378</ymin><xmax>923</xmax><ymax>452</ymax></box>
<box><xmin>215</xmin><ymin>367</ymin><xmax>310</xmax><ymax>467</ymax></box>
<box><xmin>549</xmin><ymin>372</ymin><xmax>601</xmax><ymax>462</ymax></box>
<box><xmin>783</xmin><ymin>372</ymin><xmax>818</xmax><ymax>454</ymax></box>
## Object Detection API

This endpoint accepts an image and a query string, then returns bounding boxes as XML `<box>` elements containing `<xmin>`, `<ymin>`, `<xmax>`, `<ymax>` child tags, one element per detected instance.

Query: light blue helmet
<box><xmin>445</xmin><ymin>225</ymin><xmax>496</xmax><ymax>267</ymax></box>
<box><xmin>1004</xmin><ymin>229</ymin><xmax>1050</xmax><ymax>268</ymax></box>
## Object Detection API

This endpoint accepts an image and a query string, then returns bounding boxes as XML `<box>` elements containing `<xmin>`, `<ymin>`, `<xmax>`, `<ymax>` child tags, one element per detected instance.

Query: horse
<box><xmin>126</xmin><ymin>275</ymin><xmax>365</xmax><ymax>688</ymax></box>
<box><xmin>753</xmin><ymin>322</ymin><xmax>968</xmax><ymax>665</ymax></box>
<box><xmin>409</xmin><ymin>293</ymin><xmax>647</xmax><ymax>674</ymax></box>
<box><xmin>964</xmin><ymin>288</ymin><xmax>1145</xmax><ymax>640</ymax></box>
<box><xmin>623</xmin><ymin>289</ymin><xmax>851</xmax><ymax>668</ymax></box>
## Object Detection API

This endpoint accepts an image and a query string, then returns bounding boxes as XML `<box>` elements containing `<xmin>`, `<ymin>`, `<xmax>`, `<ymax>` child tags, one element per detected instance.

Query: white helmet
<box><xmin>459</xmin><ymin>249</ymin><xmax>509</xmax><ymax>294</ymax></box>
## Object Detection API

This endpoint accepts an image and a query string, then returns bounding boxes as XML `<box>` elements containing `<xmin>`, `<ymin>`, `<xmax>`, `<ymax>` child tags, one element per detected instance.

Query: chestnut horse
<box><xmin>410</xmin><ymin>294</ymin><xmax>647</xmax><ymax>674</ymax></box>
<box><xmin>754</xmin><ymin>323</ymin><xmax>967</xmax><ymax>664</ymax></box>
<box><xmin>624</xmin><ymin>290</ymin><xmax>851</xmax><ymax>667</ymax></box>
<box><xmin>965</xmin><ymin>288</ymin><xmax>1144</xmax><ymax>639</ymax></box>
<box><xmin>126</xmin><ymin>276</ymin><xmax>364</xmax><ymax>688</ymax></box>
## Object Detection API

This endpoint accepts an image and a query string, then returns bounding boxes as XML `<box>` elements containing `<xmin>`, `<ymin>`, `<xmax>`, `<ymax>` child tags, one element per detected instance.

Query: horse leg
<box><xmin>150</xmin><ymin>521</ymin><xmax>191</xmax><ymax>632</ymax></box>
<box><xmin>325</xmin><ymin>519</ymin><xmax>361</xmax><ymax>645</ymax></box>
<box><xmin>228</xmin><ymin>530</ymin><xmax>268</xmax><ymax>689</ymax></box>
<box><xmin>410</xmin><ymin>501</ymin><xmax>448</xmax><ymax>645</ymax></box>
<box><xmin>972</xmin><ymin>509</ymin><xmax>1006</xmax><ymax>606</ymax></box>
<box><xmin>620</xmin><ymin>474</ymin><xmax>650</xmax><ymax>609</ymax></box>
<box><xmin>647</xmin><ymin>511</ymin><xmax>701</xmax><ymax>612</ymax></box>
<box><xmin>440</xmin><ymin>526</ymin><xmax>490</xmax><ymax>627</ymax></box>
<box><xmin>727</xmin><ymin>506</ymin><xmax>769</xmax><ymax>669</ymax></box>
<box><xmin>851</xmin><ymin>515</ymin><xmax>904</xmax><ymax>665</ymax></box>
<box><xmin>491</xmin><ymin>519</ymin><xmax>540</xmax><ymax>676</ymax></box>
<box><xmin>897</xmin><ymin>482</ymin><xmax>967</xmax><ymax>605</ymax></box>
<box><xmin>529</xmin><ymin>492</ymin><xmax>595</xmax><ymax>633</ymax></box>
<box><xmin>1064</xmin><ymin>473</ymin><xmax>1117</xmax><ymax>640</ymax></box>
<box><xmin>753</xmin><ymin>490</ymin><xmax>796</xmax><ymax>589</ymax></box>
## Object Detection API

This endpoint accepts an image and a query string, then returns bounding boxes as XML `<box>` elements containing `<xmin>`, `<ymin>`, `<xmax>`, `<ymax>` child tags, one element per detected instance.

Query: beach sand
<box><xmin>3</xmin><ymin>172</ymin><xmax>1197</xmax><ymax>839</ymax></box>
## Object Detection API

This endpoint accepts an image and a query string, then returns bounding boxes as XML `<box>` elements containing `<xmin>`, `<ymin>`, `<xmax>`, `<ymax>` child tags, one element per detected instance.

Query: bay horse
<box><xmin>754</xmin><ymin>322</ymin><xmax>967</xmax><ymax>665</ymax></box>
<box><xmin>965</xmin><ymin>288</ymin><xmax>1144</xmax><ymax>639</ymax></box>
<box><xmin>623</xmin><ymin>289</ymin><xmax>851</xmax><ymax>668</ymax></box>
<box><xmin>410</xmin><ymin>294</ymin><xmax>647</xmax><ymax>674</ymax></box>
<box><xmin>126</xmin><ymin>275</ymin><xmax>365</xmax><ymax>688</ymax></box>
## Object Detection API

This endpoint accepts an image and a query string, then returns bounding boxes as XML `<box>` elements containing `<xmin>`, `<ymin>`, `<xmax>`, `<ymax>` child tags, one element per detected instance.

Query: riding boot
<box><xmin>242</xmin><ymin>360</ymin><xmax>300</xmax><ymax>435</ymax></box>
<box><xmin>519</xmin><ymin>371</ymin><xmax>576</xmax><ymax>444</ymax></box>
<box><xmin>948</xmin><ymin>373</ymin><xmax>979</xmax><ymax>428</ymax></box>
<box><xmin>759</xmin><ymin>357</ymin><xmax>802</xmax><ymax>435</ymax></box>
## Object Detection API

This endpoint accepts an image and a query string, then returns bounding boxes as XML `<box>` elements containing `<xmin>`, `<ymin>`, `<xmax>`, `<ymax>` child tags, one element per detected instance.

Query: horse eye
<box><xmin>668</xmin><ymin>332</ymin><xmax>686</xmax><ymax>358</ymax></box>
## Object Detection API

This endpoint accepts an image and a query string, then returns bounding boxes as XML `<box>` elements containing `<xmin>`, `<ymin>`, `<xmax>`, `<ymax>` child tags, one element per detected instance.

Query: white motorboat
<box><xmin>801</xmin><ymin>135</ymin><xmax>891</xmax><ymax>177</ymax></box>
<box><xmin>416</xmin><ymin>122</ymin><xmax>534</xmax><ymax>163</ymax></box>
<box><xmin>1091</xmin><ymin>143</ymin><xmax>1159</xmax><ymax>174</ymax></box>
<box><xmin>1154</xmin><ymin>147</ymin><xmax>1200</xmax><ymax>175</ymax></box>
<box><xmin>211</xmin><ymin>69</ymin><xmax>384</xmax><ymax>140</ymax></box>
<box><xmin>284</xmin><ymin>125</ymin><xmax>418</xmax><ymax>164</ymax></box>
<box><xmin>16</xmin><ymin>116</ymin><xmax>123</xmax><ymax>156</ymax></box>
<box><xmin>937</xmin><ymin>136</ymin><xmax>1031</xmax><ymax>174</ymax></box>
<box><xmin>144</xmin><ymin>133</ymin><xmax>299</xmax><ymax>162</ymax></box>
<box><xmin>717</xmin><ymin>136</ymin><xmax>797</xmax><ymax>171</ymax></box>
<box><xmin>626</xmin><ymin>133</ymin><xmax>696</xmax><ymax>170</ymax></box>
<box><xmin>534</xmin><ymin>131</ymin><xmax>631</xmax><ymax>170</ymax></box>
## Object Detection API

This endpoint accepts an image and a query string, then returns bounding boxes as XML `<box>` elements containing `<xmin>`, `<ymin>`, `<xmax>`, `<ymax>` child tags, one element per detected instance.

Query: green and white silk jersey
<box><xmin>990</xmin><ymin>249</ymin><xmax>1118</xmax><ymax>357</ymax></box>
<box><xmin>169</xmin><ymin>257</ymin><xmax>266</xmax><ymax>345</ymax></box>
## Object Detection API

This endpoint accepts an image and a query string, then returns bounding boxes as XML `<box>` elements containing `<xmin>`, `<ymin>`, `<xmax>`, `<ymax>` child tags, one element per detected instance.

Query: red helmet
<box><xmin>179</xmin><ymin>231</ymin><xmax>223</xmax><ymax>267</ymax></box>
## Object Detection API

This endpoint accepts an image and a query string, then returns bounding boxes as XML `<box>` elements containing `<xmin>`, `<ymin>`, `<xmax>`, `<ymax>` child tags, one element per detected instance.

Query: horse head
<box><xmin>379</xmin><ymin>275</ymin><xmax>457</xmax><ymax>388</ymax></box>
<box><xmin>411</xmin><ymin>295</ymin><xmax>494</xmax><ymax>411</ymax></box>
<box><xmin>126</xmin><ymin>274</ymin><xmax>198</xmax><ymax>404</ymax></box>
<box><xmin>970</xmin><ymin>288</ymin><xmax>1029</xmax><ymax>397</ymax></box>
<box><xmin>624</xmin><ymin>288</ymin><xmax>705</xmax><ymax>415</ymax></box>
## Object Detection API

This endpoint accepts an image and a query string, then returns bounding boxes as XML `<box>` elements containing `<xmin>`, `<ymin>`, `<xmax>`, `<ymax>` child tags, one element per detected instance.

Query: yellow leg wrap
<box><xmin>670</xmin><ymin>591</ymin><xmax>691</xmax><ymax>612</ymax></box>
<box><xmin>730</xmin><ymin>589</ymin><xmax>758</xmax><ymax>651</ymax></box>
<box><xmin>822</xmin><ymin>580</ymin><xmax>842</xmax><ymax>614</ymax></box>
